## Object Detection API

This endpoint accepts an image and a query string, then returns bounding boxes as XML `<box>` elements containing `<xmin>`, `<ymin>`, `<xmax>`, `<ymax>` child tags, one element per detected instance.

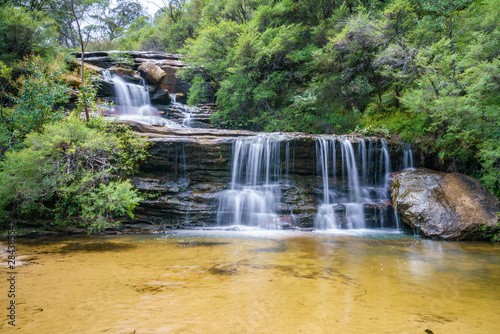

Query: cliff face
<box><xmin>121</xmin><ymin>121</ymin><xmax>407</xmax><ymax>229</ymax></box>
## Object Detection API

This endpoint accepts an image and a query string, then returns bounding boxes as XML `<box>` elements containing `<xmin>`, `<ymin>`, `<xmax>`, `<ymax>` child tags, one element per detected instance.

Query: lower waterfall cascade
<box><xmin>100</xmin><ymin>69</ymin><xmax>414</xmax><ymax>231</ymax></box>
<box><xmin>215</xmin><ymin>133</ymin><xmax>413</xmax><ymax>230</ymax></box>
<box><xmin>314</xmin><ymin>137</ymin><xmax>397</xmax><ymax>229</ymax></box>
<box><xmin>216</xmin><ymin>134</ymin><xmax>291</xmax><ymax>228</ymax></box>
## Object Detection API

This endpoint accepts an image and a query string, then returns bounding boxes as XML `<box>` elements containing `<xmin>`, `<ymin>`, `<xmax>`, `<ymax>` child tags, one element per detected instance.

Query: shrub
<box><xmin>0</xmin><ymin>117</ymin><xmax>149</xmax><ymax>232</ymax></box>
<box><xmin>12</xmin><ymin>55</ymin><xmax>69</xmax><ymax>135</ymax></box>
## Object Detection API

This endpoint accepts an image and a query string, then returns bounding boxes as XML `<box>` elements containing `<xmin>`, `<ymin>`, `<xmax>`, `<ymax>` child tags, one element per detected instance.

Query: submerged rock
<box><xmin>391</xmin><ymin>168</ymin><xmax>500</xmax><ymax>240</ymax></box>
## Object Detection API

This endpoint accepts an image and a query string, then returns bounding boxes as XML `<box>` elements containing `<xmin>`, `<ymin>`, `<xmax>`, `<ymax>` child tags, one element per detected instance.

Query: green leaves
<box><xmin>12</xmin><ymin>56</ymin><xmax>69</xmax><ymax>135</ymax></box>
<box><xmin>79</xmin><ymin>181</ymin><xmax>143</xmax><ymax>232</ymax></box>
<box><xmin>0</xmin><ymin>6</ymin><xmax>60</xmax><ymax>64</ymax></box>
<box><xmin>0</xmin><ymin>117</ymin><xmax>148</xmax><ymax>231</ymax></box>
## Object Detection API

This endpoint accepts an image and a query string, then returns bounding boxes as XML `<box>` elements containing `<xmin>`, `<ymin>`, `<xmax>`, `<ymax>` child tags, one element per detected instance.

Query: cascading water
<box><xmin>216</xmin><ymin>134</ymin><xmax>292</xmax><ymax>229</ymax></box>
<box><xmin>102</xmin><ymin>70</ymin><xmax>183</xmax><ymax>128</ymax></box>
<box><xmin>215</xmin><ymin>134</ymin><xmax>413</xmax><ymax>230</ymax></box>
<box><xmin>112</xmin><ymin>76</ymin><xmax>156</xmax><ymax>116</ymax></box>
<box><xmin>403</xmin><ymin>144</ymin><xmax>414</xmax><ymax>170</ymax></box>
<box><xmin>314</xmin><ymin>137</ymin><xmax>395</xmax><ymax>230</ymax></box>
<box><xmin>169</xmin><ymin>94</ymin><xmax>196</xmax><ymax>127</ymax></box>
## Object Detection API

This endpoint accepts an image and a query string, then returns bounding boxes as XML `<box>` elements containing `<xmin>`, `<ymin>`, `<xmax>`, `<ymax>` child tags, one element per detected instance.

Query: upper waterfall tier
<box><xmin>102</xmin><ymin>70</ymin><xmax>186</xmax><ymax>128</ymax></box>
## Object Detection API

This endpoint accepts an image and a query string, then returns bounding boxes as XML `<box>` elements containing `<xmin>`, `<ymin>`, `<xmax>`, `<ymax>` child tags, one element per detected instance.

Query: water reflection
<box><xmin>1</xmin><ymin>231</ymin><xmax>499</xmax><ymax>333</ymax></box>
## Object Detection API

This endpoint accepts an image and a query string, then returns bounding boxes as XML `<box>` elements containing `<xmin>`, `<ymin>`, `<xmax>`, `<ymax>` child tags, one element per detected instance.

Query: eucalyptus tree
<box><xmin>156</xmin><ymin>0</ymin><xmax>187</xmax><ymax>23</ymax></box>
<box><xmin>91</xmin><ymin>0</ymin><xmax>147</xmax><ymax>41</ymax></box>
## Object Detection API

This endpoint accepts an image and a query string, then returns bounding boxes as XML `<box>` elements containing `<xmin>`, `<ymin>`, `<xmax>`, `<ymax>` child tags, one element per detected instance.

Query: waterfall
<box><xmin>169</xmin><ymin>94</ymin><xmax>195</xmax><ymax>127</ymax></box>
<box><xmin>216</xmin><ymin>134</ymin><xmax>292</xmax><ymax>229</ymax></box>
<box><xmin>112</xmin><ymin>76</ymin><xmax>156</xmax><ymax>116</ymax></box>
<box><xmin>314</xmin><ymin>137</ymin><xmax>396</xmax><ymax>230</ymax></box>
<box><xmin>403</xmin><ymin>144</ymin><xmax>414</xmax><ymax>169</ymax></box>
<box><xmin>214</xmin><ymin>134</ymin><xmax>409</xmax><ymax>230</ymax></box>
<box><xmin>102</xmin><ymin>70</ymin><xmax>184</xmax><ymax>128</ymax></box>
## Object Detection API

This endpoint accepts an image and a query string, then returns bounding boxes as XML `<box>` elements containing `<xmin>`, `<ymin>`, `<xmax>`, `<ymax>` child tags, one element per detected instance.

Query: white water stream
<box><xmin>217</xmin><ymin>134</ymin><xmax>413</xmax><ymax>230</ymax></box>
<box><xmin>102</xmin><ymin>70</ymin><xmax>184</xmax><ymax>128</ymax></box>
<box><xmin>314</xmin><ymin>137</ymin><xmax>396</xmax><ymax>229</ymax></box>
<box><xmin>216</xmin><ymin>134</ymin><xmax>289</xmax><ymax>228</ymax></box>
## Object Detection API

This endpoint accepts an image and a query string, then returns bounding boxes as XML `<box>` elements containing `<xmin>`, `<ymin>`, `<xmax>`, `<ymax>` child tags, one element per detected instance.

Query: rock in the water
<box><xmin>138</xmin><ymin>62</ymin><xmax>167</xmax><ymax>85</ymax></box>
<box><xmin>391</xmin><ymin>168</ymin><xmax>500</xmax><ymax>240</ymax></box>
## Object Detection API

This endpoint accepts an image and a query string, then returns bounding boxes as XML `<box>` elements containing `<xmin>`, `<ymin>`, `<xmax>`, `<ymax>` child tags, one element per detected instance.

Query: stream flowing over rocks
<box><xmin>124</xmin><ymin>121</ymin><xmax>410</xmax><ymax>230</ymax></box>
<box><xmin>74</xmin><ymin>50</ymin><xmax>190</xmax><ymax>100</ymax></box>
<box><xmin>84</xmin><ymin>52</ymin><xmax>499</xmax><ymax>240</ymax></box>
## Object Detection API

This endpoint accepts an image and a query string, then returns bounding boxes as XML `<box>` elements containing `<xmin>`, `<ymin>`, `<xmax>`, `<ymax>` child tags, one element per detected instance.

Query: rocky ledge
<box><xmin>391</xmin><ymin>168</ymin><xmax>500</xmax><ymax>240</ymax></box>
<box><xmin>73</xmin><ymin>51</ymin><xmax>189</xmax><ymax>95</ymax></box>
<box><xmin>121</xmin><ymin>120</ymin><xmax>408</xmax><ymax>228</ymax></box>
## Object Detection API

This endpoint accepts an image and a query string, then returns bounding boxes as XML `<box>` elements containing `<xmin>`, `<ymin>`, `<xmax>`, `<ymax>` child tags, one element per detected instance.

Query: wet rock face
<box><xmin>138</xmin><ymin>62</ymin><xmax>167</xmax><ymax>85</ymax></box>
<box><xmin>125</xmin><ymin>121</ymin><xmax>407</xmax><ymax>228</ymax></box>
<box><xmin>391</xmin><ymin>168</ymin><xmax>500</xmax><ymax>240</ymax></box>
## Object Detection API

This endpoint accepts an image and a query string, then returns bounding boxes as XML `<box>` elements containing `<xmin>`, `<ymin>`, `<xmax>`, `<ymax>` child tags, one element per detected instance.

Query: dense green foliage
<box><xmin>0</xmin><ymin>117</ymin><xmax>148</xmax><ymax>231</ymax></box>
<box><xmin>0</xmin><ymin>5</ymin><xmax>61</xmax><ymax>64</ymax></box>
<box><xmin>152</xmin><ymin>0</ymin><xmax>499</xmax><ymax>197</ymax></box>
<box><xmin>0</xmin><ymin>2</ymin><xmax>151</xmax><ymax>230</ymax></box>
<box><xmin>0</xmin><ymin>56</ymin><xmax>70</xmax><ymax>157</ymax></box>
<box><xmin>0</xmin><ymin>0</ymin><xmax>499</xmax><ymax>199</ymax></box>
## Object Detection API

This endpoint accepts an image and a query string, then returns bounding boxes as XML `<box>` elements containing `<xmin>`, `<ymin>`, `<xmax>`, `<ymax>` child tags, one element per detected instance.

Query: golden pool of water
<box><xmin>1</xmin><ymin>230</ymin><xmax>499</xmax><ymax>333</ymax></box>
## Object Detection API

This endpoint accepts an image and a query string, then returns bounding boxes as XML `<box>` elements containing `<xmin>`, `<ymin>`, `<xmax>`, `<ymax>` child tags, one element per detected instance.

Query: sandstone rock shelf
<box><xmin>125</xmin><ymin>120</ymin><xmax>409</xmax><ymax>229</ymax></box>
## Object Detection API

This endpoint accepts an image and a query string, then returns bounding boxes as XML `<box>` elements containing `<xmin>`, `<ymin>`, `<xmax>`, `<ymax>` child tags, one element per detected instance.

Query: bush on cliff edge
<box><xmin>0</xmin><ymin>116</ymin><xmax>149</xmax><ymax>232</ymax></box>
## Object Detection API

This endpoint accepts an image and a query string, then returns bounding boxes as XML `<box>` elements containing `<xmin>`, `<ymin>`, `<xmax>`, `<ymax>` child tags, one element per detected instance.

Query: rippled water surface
<box><xmin>1</xmin><ymin>229</ymin><xmax>499</xmax><ymax>333</ymax></box>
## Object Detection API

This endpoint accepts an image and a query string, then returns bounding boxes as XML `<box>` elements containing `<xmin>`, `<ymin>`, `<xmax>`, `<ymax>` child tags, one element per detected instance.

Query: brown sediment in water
<box><xmin>1</xmin><ymin>231</ymin><xmax>499</xmax><ymax>333</ymax></box>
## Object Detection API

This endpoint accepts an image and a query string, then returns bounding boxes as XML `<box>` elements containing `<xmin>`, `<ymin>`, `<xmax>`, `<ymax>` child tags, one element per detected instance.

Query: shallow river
<box><xmin>1</xmin><ymin>229</ymin><xmax>499</xmax><ymax>333</ymax></box>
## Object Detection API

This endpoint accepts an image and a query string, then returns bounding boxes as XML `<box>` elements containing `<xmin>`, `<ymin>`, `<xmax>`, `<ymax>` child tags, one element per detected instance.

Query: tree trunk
<box><xmin>71</xmin><ymin>0</ymin><xmax>90</xmax><ymax>121</ymax></box>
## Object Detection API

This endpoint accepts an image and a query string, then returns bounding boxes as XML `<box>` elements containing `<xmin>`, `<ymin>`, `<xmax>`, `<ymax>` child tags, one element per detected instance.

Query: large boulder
<box><xmin>391</xmin><ymin>168</ymin><xmax>500</xmax><ymax>240</ymax></box>
<box><xmin>108</xmin><ymin>66</ymin><xmax>139</xmax><ymax>82</ymax></box>
<box><xmin>138</xmin><ymin>62</ymin><xmax>167</xmax><ymax>85</ymax></box>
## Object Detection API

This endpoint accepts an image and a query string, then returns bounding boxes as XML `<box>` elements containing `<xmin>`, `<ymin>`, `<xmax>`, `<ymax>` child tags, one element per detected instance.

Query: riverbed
<box><xmin>1</xmin><ymin>229</ymin><xmax>499</xmax><ymax>333</ymax></box>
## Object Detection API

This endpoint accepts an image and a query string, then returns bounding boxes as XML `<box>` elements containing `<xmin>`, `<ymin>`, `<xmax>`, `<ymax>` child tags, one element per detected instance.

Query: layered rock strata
<box><xmin>123</xmin><ymin>121</ymin><xmax>408</xmax><ymax>229</ymax></box>
<box><xmin>73</xmin><ymin>51</ymin><xmax>189</xmax><ymax>95</ymax></box>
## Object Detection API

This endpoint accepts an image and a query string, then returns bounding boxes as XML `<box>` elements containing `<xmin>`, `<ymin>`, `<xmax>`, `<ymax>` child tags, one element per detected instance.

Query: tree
<box><xmin>69</xmin><ymin>0</ymin><xmax>108</xmax><ymax>121</ymax></box>
<box><xmin>157</xmin><ymin>0</ymin><xmax>187</xmax><ymax>23</ymax></box>
<box><xmin>93</xmin><ymin>0</ymin><xmax>146</xmax><ymax>41</ymax></box>
<box><xmin>0</xmin><ymin>5</ymin><xmax>60</xmax><ymax>64</ymax></box>
<box><xmin>12</xmin><ymin>56</ymin><xmax>69</xmax><ymax>135</ymax></box>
